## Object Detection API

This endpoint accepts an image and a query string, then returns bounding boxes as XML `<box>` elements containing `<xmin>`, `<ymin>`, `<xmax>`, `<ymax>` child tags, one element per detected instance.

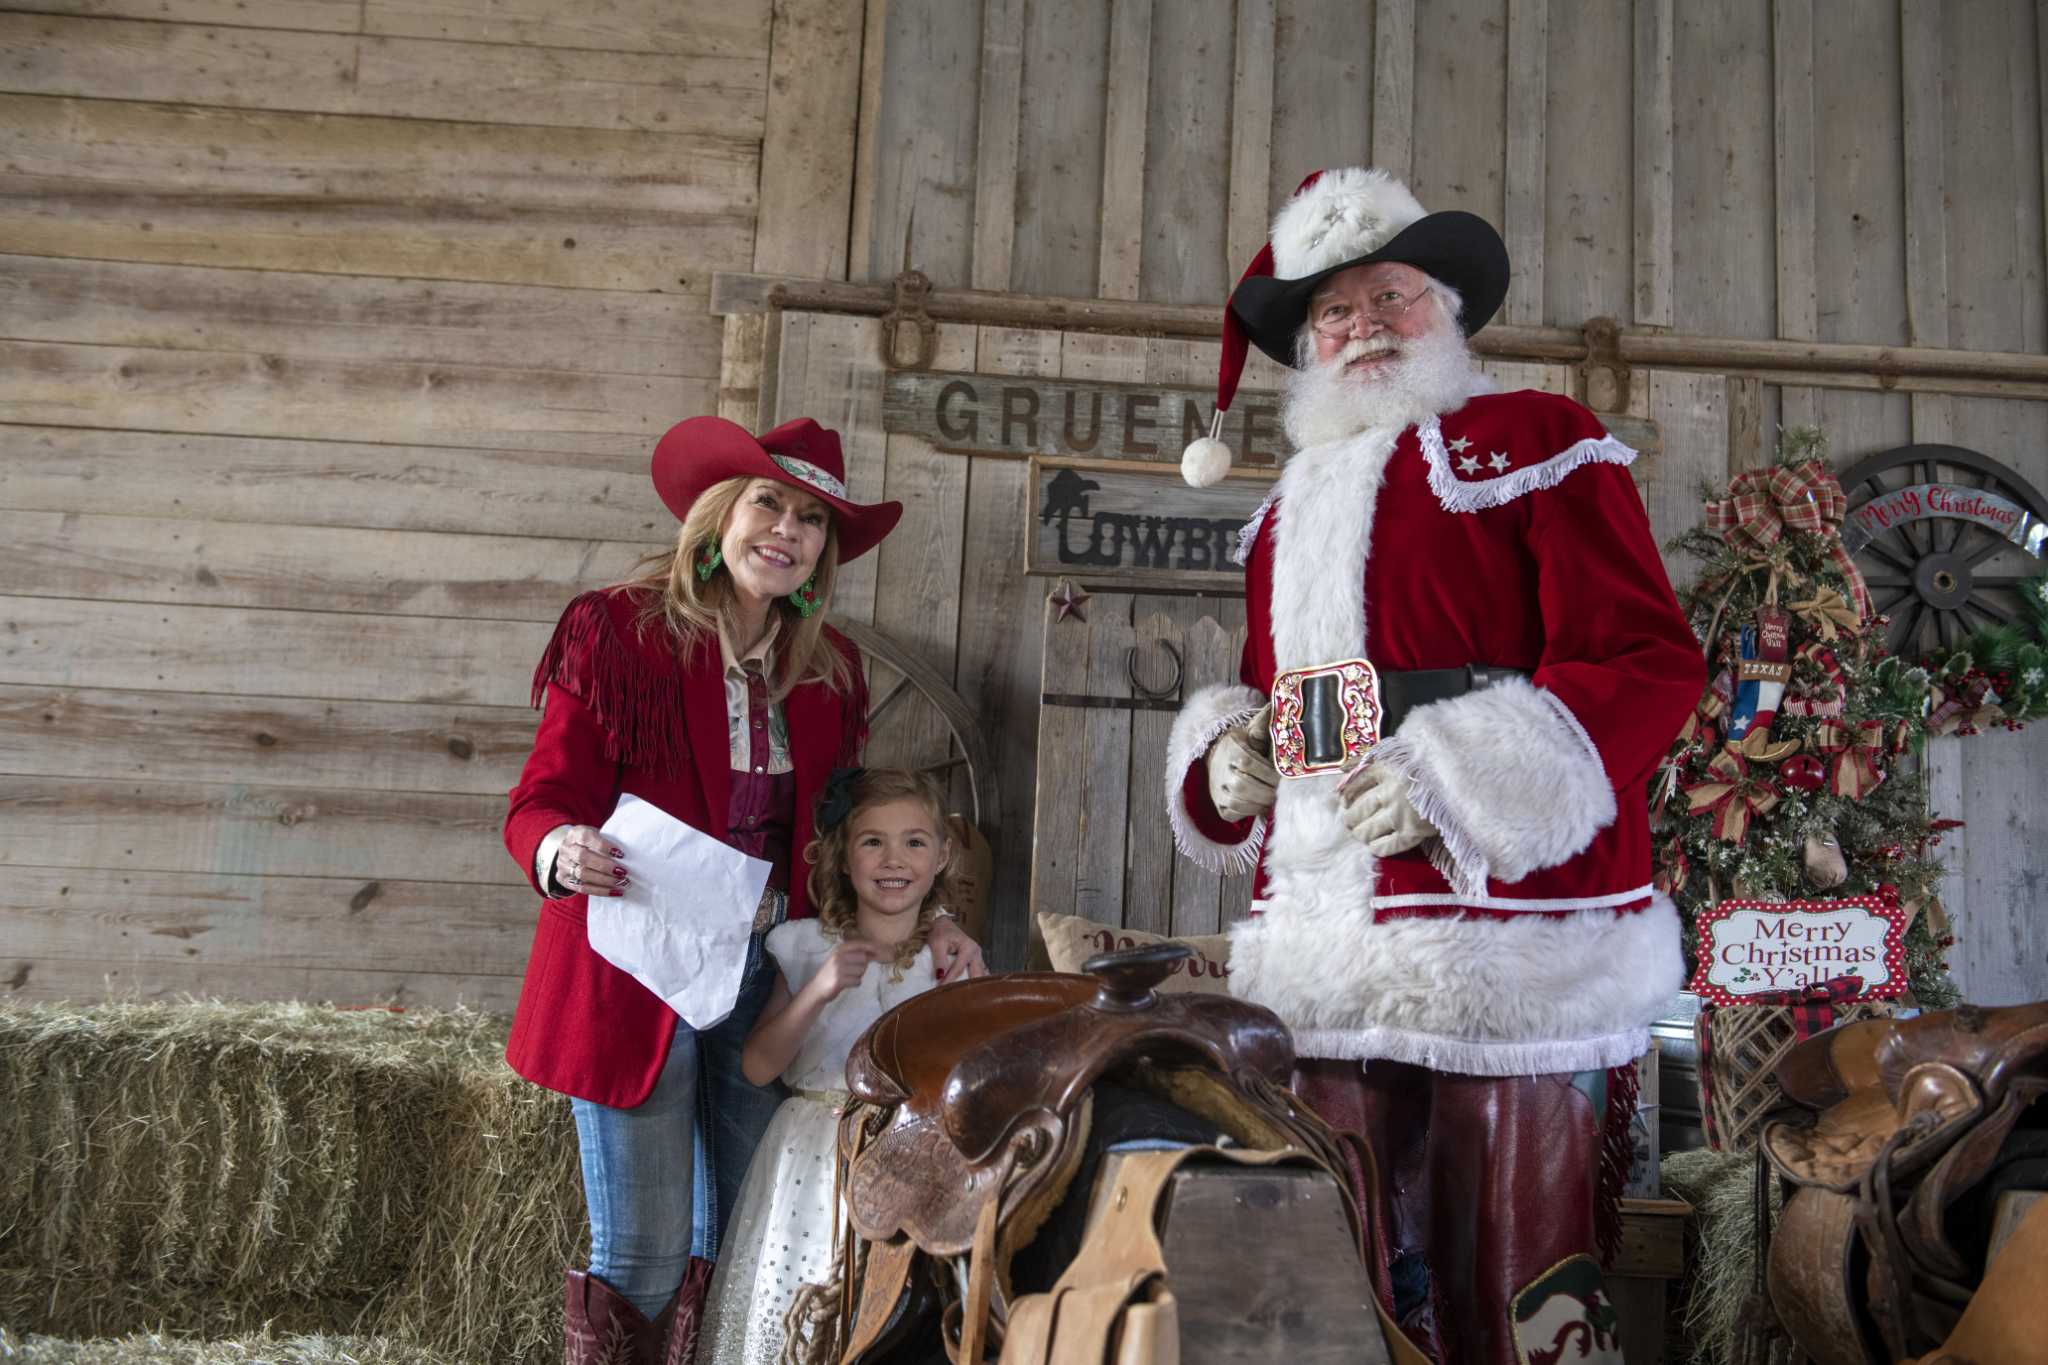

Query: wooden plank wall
<box><xmin>0</xmin><ymin>0</ymin><xmax>864</xmax><ymax>1006</ymax></box>
<box><xmin>835</xmin><ymin>0</ymin><xmax>2048</xmax><ymax>1003</ymax></box>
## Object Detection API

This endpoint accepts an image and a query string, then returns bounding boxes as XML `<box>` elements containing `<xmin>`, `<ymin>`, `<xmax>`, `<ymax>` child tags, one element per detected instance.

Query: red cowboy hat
<box><xmin>650</xmin><ymin>416</ymin><xmax>903</xmax><ymax>562</ymax></box>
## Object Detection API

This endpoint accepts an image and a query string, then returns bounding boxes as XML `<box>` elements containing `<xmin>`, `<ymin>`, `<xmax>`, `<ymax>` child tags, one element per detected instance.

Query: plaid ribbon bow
<box><xmin>1694</xmin><ymin>973</ymin><xmax>1867</xmax><ymax>1148</ymax></box>
<box><xmin>1927</xmin><ymin>674</ymin><xmax>2003</xmax><ymax>736</ymax></box>
<box><xmin>1748</xmin><ymin>974</ymin><xmax>1867</xmax><ymax>1043</ymax></box>
<box><xmin>1684</xmin><ymin>745</ymin><xmax>1781</xmax><ymax>842</ymax></box>
<box><xmin>1813</xmin><ymin>719</ymin><xmax>1886</xmax><ymax>797</ymax></box>
<box><xmin>1704</xmin><ymin>460</ymin><xmax>1872</xmax><ymax>616</ymax></box>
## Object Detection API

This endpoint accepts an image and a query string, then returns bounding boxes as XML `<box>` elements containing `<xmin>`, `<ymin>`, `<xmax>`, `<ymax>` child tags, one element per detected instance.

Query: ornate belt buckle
<box><xmin>1270</xmin><ymin>658</ymin><xmax>1385</xmax><ymax>779</ymax></box>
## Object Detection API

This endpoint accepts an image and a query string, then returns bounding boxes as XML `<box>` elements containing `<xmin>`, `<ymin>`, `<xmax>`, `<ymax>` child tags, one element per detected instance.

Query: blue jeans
<box><xmin>571</xmin><ymin>930</ymin><xmax>786</xmax><ymax>1319</ymax></box>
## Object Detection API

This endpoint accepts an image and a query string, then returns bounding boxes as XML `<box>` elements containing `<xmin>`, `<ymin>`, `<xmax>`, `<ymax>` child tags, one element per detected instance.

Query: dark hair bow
<box><xmin>817</xmin><ymin>766</ymin><xmax>864</xmax><ymax>833</ymax></box>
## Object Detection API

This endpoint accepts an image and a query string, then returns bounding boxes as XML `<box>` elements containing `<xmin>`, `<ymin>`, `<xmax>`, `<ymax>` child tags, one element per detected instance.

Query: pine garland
<box><xmin>1654</xmin><ymin>429</ymin><xmax>1958</xmax><ymax>1007</ymax></box>
<box><xmin>1915</xmin><ymin>568</ymin><xmax>2048</xmax><ymax>733</ymax></box>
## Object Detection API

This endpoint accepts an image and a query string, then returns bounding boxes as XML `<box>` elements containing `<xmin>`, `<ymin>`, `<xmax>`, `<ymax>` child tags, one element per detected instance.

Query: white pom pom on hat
<box><xmin>1180</xmin><ymin>169</ymin><xmax>1325</xmax><ymax>487</ymax></box>
<box><xmin>1181</xmin><ymin>428</ymin><xmax>1234</xmax><ymax>488</ymax></box>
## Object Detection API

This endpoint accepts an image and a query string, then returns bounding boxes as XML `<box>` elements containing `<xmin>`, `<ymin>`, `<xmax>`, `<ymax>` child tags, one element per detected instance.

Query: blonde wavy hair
<box><xmin>804</xmin><ymin>768</ymin><xmax>960</xmax><ymax>973</ymax></box>
<box><xmin>624</xmin><ymin>475</ymin><xmax>855</xmax><ymax>701</ymax></box>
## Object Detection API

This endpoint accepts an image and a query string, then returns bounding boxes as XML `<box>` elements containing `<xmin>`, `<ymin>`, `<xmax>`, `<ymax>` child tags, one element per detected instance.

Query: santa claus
<box><xmin>1168</xmin><ymin>168</ymin><xmax>1704</xmax><ymax>1363</ymax></box>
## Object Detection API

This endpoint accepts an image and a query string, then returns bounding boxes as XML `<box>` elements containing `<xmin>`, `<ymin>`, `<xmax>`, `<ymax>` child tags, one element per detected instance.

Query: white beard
<box><xmin>1282</xmin><ymin>320</ymin><xmax>1488</xmax><ymax>449</ymax></box>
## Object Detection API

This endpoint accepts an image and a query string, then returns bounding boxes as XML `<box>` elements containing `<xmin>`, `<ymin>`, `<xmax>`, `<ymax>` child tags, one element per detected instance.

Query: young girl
<box><xmin>698</xmin><ymin>767</ymin><xmax>967</xmax><ymax>1364</ymax></box>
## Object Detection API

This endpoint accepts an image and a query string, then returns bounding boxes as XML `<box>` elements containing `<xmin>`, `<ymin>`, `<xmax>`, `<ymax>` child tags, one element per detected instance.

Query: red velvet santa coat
<box><xmin>503</xmin><ymin>587</ymin><xmax>867</xmax><ymax>1108</ymax></box>
<box><xmin>1167</xmin><ymin>389</ymin><xmax>1704</xmax><ymax>1076</ymax></box>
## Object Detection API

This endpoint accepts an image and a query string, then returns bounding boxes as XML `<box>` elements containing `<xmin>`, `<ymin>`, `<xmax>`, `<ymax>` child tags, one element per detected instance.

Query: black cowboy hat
<box><xmin>1228</xmin><ymin>209</ymin><xmax>1511</xmax><ymax>369</ymax></box>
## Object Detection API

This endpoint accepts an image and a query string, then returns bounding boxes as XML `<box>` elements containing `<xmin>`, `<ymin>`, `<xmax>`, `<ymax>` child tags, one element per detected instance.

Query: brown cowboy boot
<box><xmin>661</xmin><ymin>1256</ymin><xmax>714</xmax><ymax>1365</ymax></box>
<box><xmin>565</xmin><ymin>1269</ymin><xmax>667</xmax><ymax>1365</ymax></box>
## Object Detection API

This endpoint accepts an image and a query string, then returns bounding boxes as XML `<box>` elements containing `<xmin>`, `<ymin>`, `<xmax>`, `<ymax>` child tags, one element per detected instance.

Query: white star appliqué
<box><xmin>1487</xmin><ymin>451</ymin><xmax>1512</xmax><ymax>472</ymax></box>
<box><xmin>1457</xmin><ymin>454</ymin><xmax>1482</xmax><ymax>474</ymax></box>
<box><xmin>1447</xmin><ymin>435</ymin><xmax>1473</xmax><ymax>454</ymax></box>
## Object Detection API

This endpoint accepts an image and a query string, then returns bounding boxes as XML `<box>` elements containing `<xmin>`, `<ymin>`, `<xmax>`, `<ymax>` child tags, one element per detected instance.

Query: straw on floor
<box><xmin>0</xmin><ymin>1001</ymin><xmax>583</xmax><ymax>1365</ymax></box>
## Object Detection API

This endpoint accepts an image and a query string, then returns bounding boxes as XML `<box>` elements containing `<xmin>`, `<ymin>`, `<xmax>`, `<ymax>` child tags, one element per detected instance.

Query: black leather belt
<box><xmin>1273</xmin><ymin>659</ymin><xmax>1531</xmax><ymax>778</ymax></box>
<box><xmin>1379</xmin><ymin>664</ymin><xmax>1532</xmax><ymax>738</ymax></box>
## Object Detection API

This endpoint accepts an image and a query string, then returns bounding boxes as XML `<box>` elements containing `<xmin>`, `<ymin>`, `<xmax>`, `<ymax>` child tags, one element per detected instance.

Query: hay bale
<box><xmin>0</xmin><ymin>1326</ymin><xmax>460</xmax><ymax>1364</ymax></box>
<box><xmin>0</xmin><ymin>1002</ymin><xmax>584</xmax><ymax>1365</ymax></box>
<box><xmin>1660</xmin><ymin>1146</ymin><xmax>1778</xmax><ymax>1365</ymax></box>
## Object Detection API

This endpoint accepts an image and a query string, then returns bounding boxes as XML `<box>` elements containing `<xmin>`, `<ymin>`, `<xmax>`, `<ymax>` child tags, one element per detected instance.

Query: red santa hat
<box><xmin>1181</xmin><ymin>167</ymin><xmax>1511</xmax><ymax>487</ymax></box>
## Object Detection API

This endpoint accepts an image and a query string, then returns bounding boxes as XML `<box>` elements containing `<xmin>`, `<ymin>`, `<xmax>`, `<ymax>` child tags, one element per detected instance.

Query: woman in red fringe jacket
<box><xmin>503</xmin><ymin>415</ymin><xmax>987</xmax><ymax>1365</ymax></box>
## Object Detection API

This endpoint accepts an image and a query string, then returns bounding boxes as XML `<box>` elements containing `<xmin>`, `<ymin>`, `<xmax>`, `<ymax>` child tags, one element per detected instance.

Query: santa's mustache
<box><xmin>1330</xmin><ymin>335</ymin><xmax>1400</xmax><ymax>367</ymax></box>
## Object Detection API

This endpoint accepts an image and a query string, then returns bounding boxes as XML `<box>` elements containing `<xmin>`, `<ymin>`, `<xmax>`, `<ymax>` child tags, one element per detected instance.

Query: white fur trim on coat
<box><xmin>1271</xmin><ymin>168</ymin><xmax>1428</xmax><ymax>280</ymax></box>
<box><xmin>1166</xmin><ymin>682</ymin><xmax>1268</xmax><ymax>874</ymax></box>
<box><xmin>1232</xmin><ymin>890</ymin><xmax>1684</xmax><ymax>1076</ymax></box>
<box><xmin>1418</xmin><ymin>417</ymin><xmax>1638</xmax><ymax>513</ymax></box>
<box><xmin>1270</xmin><ymin>427</ymin><xmax>1398</xmax><ymax>667</ymax></box>
<box><xmin>1365</xmin><ymin>676</ymin><xmax>1616</xmax><ymax>897</ymax></box>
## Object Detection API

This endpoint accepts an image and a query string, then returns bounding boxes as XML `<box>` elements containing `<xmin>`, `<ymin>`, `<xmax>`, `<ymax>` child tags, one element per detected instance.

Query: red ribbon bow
<box><xmin>1703</xmin><ymin>460</ymin><xmax>1872</xmax><ymax>615</ymax></box>
<box><xmin>1813</xmin><ymin>719</ymin><xmax>1886</xmax><ymax>797</ymax></box>
<box><xmin>1683</xmin><ymin>745</ymin><xmax>1780</xmax><ymax>842</ymax></box>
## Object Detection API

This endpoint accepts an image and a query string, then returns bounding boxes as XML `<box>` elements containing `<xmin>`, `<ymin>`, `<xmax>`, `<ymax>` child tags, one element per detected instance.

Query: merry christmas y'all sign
<box><xmin>1688</xmin><ymin>895</ymin><xmax>1908</xmax><ymax>1007</ymax></box>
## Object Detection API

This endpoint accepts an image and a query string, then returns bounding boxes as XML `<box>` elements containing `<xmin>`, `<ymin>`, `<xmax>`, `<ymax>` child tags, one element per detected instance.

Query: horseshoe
<box><xmin>1127</xmin><ymin>640</ymin><xmax>1184</xmax><ymax>702</ymax></box>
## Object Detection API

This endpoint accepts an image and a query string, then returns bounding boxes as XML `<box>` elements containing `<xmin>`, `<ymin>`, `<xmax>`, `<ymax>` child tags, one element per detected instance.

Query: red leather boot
<box><xmin>662</xmin><ymin>1257</ymin><xmax>715</xmax><ymax>1365</ymax></box>
<box><xmin>564</xmin><ymin>1269</ymin><xmax>667</xmax><ymax>1365</ymax></box>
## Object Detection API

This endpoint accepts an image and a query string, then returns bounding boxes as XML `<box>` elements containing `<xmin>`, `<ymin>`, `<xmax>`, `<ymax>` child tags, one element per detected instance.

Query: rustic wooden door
<box><xmin>1029</xmin><ymin>589</ymin><xmax>1256</xmax><ymax>945</ymax></box>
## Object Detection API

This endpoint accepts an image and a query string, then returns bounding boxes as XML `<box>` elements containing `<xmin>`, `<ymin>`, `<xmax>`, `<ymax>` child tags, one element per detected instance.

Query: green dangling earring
<box><xmin>696</xmin><ymin>543</ymin><xmax>723</xmax><ymax>582</ymax></box>
<box><xmin>789</xmin><ymin>575</ymin><xmax>820</xmax><ymax>619</ymax></box>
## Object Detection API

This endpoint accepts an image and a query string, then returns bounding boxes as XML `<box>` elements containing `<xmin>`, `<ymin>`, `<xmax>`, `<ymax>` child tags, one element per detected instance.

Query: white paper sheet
<box><xmin>588</xmin><ymin>794</ymin><xmax>772</xmax><ymax>1030</ymax></box>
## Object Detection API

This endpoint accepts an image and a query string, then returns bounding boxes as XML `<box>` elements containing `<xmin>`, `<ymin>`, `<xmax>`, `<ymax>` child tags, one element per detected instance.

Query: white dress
<box><xmin>700</xmin><ymin>920</ymin><xmax>938</xmax><ymax>1365</ymax></box>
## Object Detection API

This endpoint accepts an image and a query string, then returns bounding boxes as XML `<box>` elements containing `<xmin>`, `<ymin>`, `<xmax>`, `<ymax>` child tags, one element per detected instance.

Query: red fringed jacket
<box><xmin>503</xmin><ymin>587</ymin><xmax>867</xmax><ymax>1108</ymax></box>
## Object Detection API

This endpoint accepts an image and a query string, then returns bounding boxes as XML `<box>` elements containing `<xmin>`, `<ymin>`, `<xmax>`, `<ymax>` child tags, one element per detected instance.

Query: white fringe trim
<box><xmin>1232</xmin><ymin>493</ymin><xmax>1276</xmax><ymax>567</ymax></box>
<box><xmin>1536</xmin><ymin>684</ymin><xmax>1609</xmax><ymax>784</ymax></box>
<box><xmin>1293</xmin><ymin>1024</ymin><xmax>1653</xmax><ymax>1077</ymax></box>
<box><xmin>1368</xmin><ymin>884</ymin><xmax>1655</xmax><ymax>913</ymax></box>
<box><xmin>1357</xmin><ymin>738</ymin><xmax>1491</xmax><ymax>899</ymax></box>
<box><xmin>1418</xmin><ymin>417</ymin><xmax>1638</xmax><ymax>514</ymax></box>
<box><xmin>1166</xmin><ymin>683</ymin><xmax>1270</xmax><ymax>876</ymax></box>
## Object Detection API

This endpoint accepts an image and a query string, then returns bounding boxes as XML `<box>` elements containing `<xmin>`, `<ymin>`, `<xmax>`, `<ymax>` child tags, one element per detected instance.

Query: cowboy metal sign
<box><xmin>1027</xmin><ymin>460</ymin><xmax>1266</xmax><ymax>590</ymax></box>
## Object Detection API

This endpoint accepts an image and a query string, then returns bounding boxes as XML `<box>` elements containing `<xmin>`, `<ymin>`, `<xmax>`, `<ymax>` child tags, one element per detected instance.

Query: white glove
<box><xmin>1206</xmin><ymin>705</ymin><xmax>1279</xmax><ymax>822</ymax></box>
<box><xmin>1340</xmin><ymin>763</ymin><xmax>1438</xmax><ymax>856</ymax></box>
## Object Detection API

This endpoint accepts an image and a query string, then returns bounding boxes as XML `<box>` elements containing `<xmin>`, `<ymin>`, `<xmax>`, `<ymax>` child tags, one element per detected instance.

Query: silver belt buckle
<box><xmin>1271</xmin><ymin>658</ymin><xmax>1385</xmax><ymax>779</ymax></box>
<box><xmin>751</xmin><ymin>887</ymin><xmax>789</xmax><ymax>933</ymax></box>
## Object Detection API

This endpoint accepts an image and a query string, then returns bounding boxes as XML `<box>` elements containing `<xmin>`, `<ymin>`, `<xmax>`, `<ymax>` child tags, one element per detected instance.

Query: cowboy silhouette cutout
<box><xmin>1039</xmin><ymin>468</ymin><xmax>1101</xmax><ymax>525</ymax></box>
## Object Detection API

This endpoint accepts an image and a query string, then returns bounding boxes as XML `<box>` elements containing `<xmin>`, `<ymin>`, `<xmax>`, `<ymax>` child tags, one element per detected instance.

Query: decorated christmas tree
<box><xmin>1653</xmin><ymin>429</ymin><xmax>1958</xmax><ymax>1009</ymax></box>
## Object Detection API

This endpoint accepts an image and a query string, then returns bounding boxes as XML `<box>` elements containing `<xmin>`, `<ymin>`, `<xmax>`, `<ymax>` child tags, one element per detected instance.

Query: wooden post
<box><xmin>1632</xmin><ymin>0</ymin><xmax>1674</xmax><ymax>327</ymax></box>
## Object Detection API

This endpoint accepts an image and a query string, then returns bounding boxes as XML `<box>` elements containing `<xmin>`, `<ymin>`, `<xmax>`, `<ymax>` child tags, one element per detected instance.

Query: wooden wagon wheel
<box><xmin>834</xmin><ymin>619</ymin><xmax>1000</xmax><ymax>835</ymax></box>
<box><xmin>1839</xmin><ymin>444</ymin><xmax>2048</xmax><ymax>657</ymax></box>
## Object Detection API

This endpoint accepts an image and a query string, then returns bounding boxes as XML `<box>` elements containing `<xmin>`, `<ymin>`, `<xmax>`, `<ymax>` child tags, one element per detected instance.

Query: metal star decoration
<box><xmin>1049</xmin><ymin>578</ymin><xmax>1092</xmax><ymax>623</ymax></box>
<box><xmin>1457</xmin><ymin>454</ymin><xmax>1482</xmax><ymax>474</ymax></box>
<box><xmin>1487</xmin><ymin>451</ymin><xmax>1512</xmax><ymax>472</ymax></box>
<box><xmin>1447</xmin><ymin>435</ymin><xmax>1473</xmax><ymax>454</ymax></box>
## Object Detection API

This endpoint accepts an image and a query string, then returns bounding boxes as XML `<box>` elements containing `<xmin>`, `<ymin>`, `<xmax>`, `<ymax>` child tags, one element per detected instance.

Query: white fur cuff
<box><xmin>1166</xmin><ymin>682</ymin><xmax>1268</xmax><ymax>875</ymax></box>
<box><xmin>1369</xmin><ymin>677</ymin><xmax>1616</xmax><ymax>895</ymax></box>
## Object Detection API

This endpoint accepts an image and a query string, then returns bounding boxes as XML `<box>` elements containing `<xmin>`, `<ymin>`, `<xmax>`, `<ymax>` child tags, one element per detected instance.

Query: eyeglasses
<box><xmin>1309</xmin><ymin>287</ymin><xmax>1430</xmax><ymax>339</ymax></box>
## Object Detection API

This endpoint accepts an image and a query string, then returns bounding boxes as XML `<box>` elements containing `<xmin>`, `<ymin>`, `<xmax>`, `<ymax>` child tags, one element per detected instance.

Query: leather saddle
<box><xmin>1761</xmin><ymin>1000</ymin><xmax>2048</xmax><ymax>1364</ymax></box>
<box><xmin>813</xmin><ymin>945</ymin><xmax>1376</xmax><ymax>1364</ymax></box>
